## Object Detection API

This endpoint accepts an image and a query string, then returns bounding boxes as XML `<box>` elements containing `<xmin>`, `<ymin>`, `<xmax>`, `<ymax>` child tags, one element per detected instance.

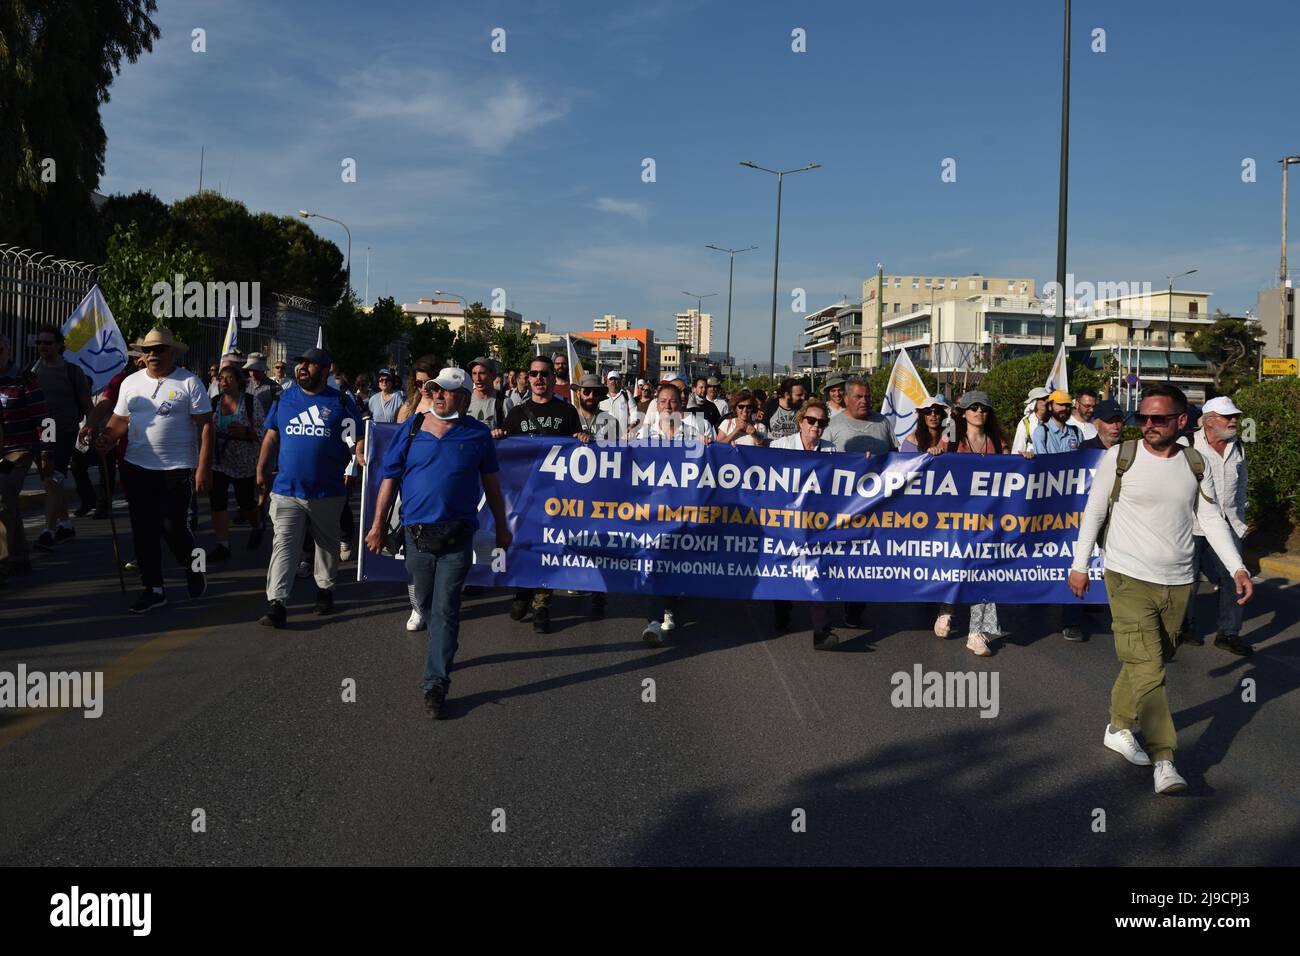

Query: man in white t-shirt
<box><xmin>1069</xmin><ymin>383</ymin><xmax>1252</xmax><ymax>796</ymax></box>
<box><xmin>95</xmin><ymin>328</ymin><xmax>213</xmax><ymax>613</ymax></box>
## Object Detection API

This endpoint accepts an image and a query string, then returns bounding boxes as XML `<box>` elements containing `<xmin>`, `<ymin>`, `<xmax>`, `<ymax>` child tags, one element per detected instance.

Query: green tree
<box><xmin>98</xmin><ymin>189</ymin><xmax>171</xmax><ymax>247</ymax></box>
<box><xmin>166</xmin><ymin>192</ymin><xmax>346</xmax><ymax>303</ymax></box>
<box><xmin>405</xmin><ymin>317</ymin><xmax>456</xmax><ymax>365</ymax></box>
<box><xmin>1187</xmin><ymin>317</ymin><xmax>1266</xmax><ymax>395</ymax></box>
<box><xmin>0</xmin><ymin>1</ymin><xmax>160</xmax><ymax>259</ymax></box>
<box><xmin>325</xmin><ymin>293</ymin><xmax>406</xmax><ymax>378</ymax></box>
<box><xmin>98</xmin><ymin>222</ymin><xmax>211</xmax><ymax>347</ymax></box>
<box><xmin>493</xmin><ymin>327</ymin><xmax>536</xmax><ymax>371</ymax></box>
<box><xmin>980</xmin><ymin>352</ymin><xmax>1102</xmax><ymax>433</ymax></box>
<box><xmin>450</xmin><ymin>302</ymin><xmax>495</xmax><ymax>369</ymax></box>
<box><xmin>1232</xmin><ymin>377</ymin><xmax>1300</xmax><ymax>534</ymax></box>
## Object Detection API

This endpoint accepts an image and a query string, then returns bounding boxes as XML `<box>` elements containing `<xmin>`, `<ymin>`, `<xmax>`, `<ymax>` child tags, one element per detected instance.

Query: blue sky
<box><xmin>100</xmin><ymin>0</ymin><xmax>1298</xmax><ymax>364</ymax></box>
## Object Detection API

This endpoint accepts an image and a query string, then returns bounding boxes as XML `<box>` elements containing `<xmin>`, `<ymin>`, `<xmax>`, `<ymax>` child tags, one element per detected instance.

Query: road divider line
<box><xmin>0</xmin><ymin>625</ymin><xmax>216</xmax><ymax>751</ymax></box>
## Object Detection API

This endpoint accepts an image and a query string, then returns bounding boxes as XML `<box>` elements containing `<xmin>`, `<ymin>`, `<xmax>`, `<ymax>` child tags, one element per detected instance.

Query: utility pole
<box><xmin>1280</xmin><ymin>156</ymin><xmax>1300</xmax><ymax>357</ymax></box>
<box><xmin>875</xmin><ymin>263</ymin><xmax>884</xmax><ymax>373</ymax></box>
<box><xmin>1053</xmin><ymin>0</ymin><xmax>1071</xmax><ymax>354</ymax></box>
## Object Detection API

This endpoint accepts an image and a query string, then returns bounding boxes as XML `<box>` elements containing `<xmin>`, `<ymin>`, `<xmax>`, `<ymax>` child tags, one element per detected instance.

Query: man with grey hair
<box><xmin>823</xmin><ymin>378</ymin><xmax>893</xmax><ymax>455</ymax></box>
<box><xmin>242</xmin><ymin>352</ymin><xmax>281</xmax><ymax>417</ymax></box>
<box><xmin>1186</xmin><ymin>396</ymin><xmax>1250</xmax><ymax>655</ymax></box>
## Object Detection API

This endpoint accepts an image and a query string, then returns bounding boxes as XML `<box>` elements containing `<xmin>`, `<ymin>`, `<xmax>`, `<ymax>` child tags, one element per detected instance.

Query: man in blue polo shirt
<box><xmin>256</xmin><ymin>347</ymin><xmax>362</xmax><ymax>627</ymax></box>
<box><xmin>366</xmin><ymin>367</ymin><xmax>511</xmax><ymax>718</ymax></box>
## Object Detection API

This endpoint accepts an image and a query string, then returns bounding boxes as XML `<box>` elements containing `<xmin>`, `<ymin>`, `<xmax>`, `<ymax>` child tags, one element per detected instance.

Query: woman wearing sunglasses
<box><xmin>716</xmin><ymin>390</ymin><xmax>769</xmax><ymax>446</ymax></box>
<box><xmin>935</xmin><ymin>390</ymin><xmax>1009</xmax><ymax>657</ymax></box>
<box><xmin>397</xmin><ymin>355</ymin><xmax>443</xmax><ymax>425</ymax></box>
<box><xmin>900</xmin><ymin>395</ymin><xmax>950</xmax><ymax>454</ymax></box>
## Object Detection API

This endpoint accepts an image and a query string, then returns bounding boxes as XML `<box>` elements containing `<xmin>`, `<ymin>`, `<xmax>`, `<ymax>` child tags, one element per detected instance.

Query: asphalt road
<box><xmin>2</xmin><ymin>505</ymin><xmax>1299</xmax><ymax>866</ymax></box>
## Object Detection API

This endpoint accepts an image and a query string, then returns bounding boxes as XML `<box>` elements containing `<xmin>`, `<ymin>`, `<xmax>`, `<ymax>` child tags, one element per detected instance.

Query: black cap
<box><xmin>1093</xmin><ymin>399</ymin><xmax>1124</xmax><ymax>421</ymax></box>
<box><xmin>295</xmin><ymin>347</ymin><xmax>332</xmax><ymax>367</ymax></box>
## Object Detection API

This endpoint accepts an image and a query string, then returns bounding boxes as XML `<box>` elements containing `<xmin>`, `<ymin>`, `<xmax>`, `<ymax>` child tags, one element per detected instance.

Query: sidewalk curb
<box><xmin>1258</xmin><ymin>554</ymin><xmax>1300</xmax><ymax>584</ymax></box>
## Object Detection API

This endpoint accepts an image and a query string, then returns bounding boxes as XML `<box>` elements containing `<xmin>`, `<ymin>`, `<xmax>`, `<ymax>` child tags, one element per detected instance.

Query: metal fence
<box><xmin>2</xmin><ymin>242</ymin><xmax>335</xmax><ymax>382</ymax></box>
<box><xmin>0</xmin><ymin>245</ymin><xmax>100</xmax><ymax>370</ymax></box>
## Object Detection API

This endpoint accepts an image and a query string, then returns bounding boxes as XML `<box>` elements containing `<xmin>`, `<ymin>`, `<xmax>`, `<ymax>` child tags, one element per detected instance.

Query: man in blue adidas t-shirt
<box><xmin>255</xmin><ymin>347</ymin><xmax>362</xmax><ymax>627</ymax></box>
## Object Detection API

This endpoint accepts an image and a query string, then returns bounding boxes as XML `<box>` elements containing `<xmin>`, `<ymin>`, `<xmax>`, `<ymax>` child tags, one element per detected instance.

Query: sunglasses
<box><xmin>422</xmin><ymin>382</ymin><xmax>450</xmax><ymax>394</ymax></box>
<box><xmin>527</xmin><ymin>369</ymin><xmax>550</xmax><ymax>378</ymax></box>
<box><xmin>1136</xmin><ymin>413</ymin><xmax>1179</xmax><ymax>426</ymax></box>
<box><xmin>964</xmin><ymin>405</ymin><xmax>990</xmax><ymax>413</ymax></box>
<box><xmin>143</xmin><ymin>346</ymin><xmax>169</xmax><ymax>355</ymax></box>
<box><xmin>802</xmin><ymin>416</ymin><xmax>828</xmax><ymax>427</ymax></box>
<box><xmin>580</xmin><ymin>388</ymin><xmax>601</xmax><ymax>395</ymax></box>
<box><xmin>736</xmin><ymin>403</ymin><xmax>755</xmax><ymax>410</ymax></box>
<box><xmin>922</xmin><ymin>407</ymin><xmax>945</xmax><ymax>416</ymax></box>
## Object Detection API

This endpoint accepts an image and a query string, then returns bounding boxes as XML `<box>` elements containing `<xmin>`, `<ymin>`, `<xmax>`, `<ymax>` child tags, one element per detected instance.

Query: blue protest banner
<box><xmin>359</xmin><ymin>424</ymin><xmax>1107</xmax><ymax>604</ymax></box>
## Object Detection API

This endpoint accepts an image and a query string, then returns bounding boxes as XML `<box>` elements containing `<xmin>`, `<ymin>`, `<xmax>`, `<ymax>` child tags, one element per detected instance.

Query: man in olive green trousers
<box><xmin>1069</xmin><ymin>384</ymin><xmax>1253</xmax><ymax>796</ymax></box>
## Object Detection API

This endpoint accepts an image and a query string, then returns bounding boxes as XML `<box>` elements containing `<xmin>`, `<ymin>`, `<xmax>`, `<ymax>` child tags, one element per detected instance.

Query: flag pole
<box><xmin>99</xmin><ymin>451</ymin><xmax>127</xmax><ymax>596</ymax></box>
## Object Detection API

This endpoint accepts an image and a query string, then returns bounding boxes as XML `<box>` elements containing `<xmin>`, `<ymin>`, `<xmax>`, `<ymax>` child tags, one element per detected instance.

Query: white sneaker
<box><xmin>934</xmin><ymin>613</ymin><xmax>953</xmax><ymax>638</ymax></box>
<box><xmin>661</xmin><ymin>610</ymin><xmax>676</xmax><ymax>632</ymax></box>
<box><xmin>406</xmin><ymin>610</ymin><xmax>426</xmax><ymax>632</ymax></box>
<box><xmin>296</xmin><ymin>559</ymin><xmax>310</xmax><ymax>579</ymax></box>
<box><xmin>1103</xmin><ymin>724</ymin><xmax>1151</xmax><ymax>766</ymax></box>
<box><xmin>966</xmin><ymin>632</ymin><xmax>991</xmax><ymax>657</ymax></box>
<box><xmin>340</xmin><ymin>541</ymin><xmax>353</xmax><ymax>561</ymax></box>
<box><xmin>1153</xmin><ymin>760</ymin><xmax>1187</xmax><ymax>795</ymax></box>
<box><xmin>641</xmin><ymin>621</ymin><xmax>664</xmax><ymax>646</ymax></box>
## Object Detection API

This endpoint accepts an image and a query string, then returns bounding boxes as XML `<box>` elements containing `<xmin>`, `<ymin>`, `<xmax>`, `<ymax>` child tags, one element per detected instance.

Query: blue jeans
<box><xmin>1189</xmin><ymin>532</ymin><xmax>1244</xmax><ymax>637</ymax></box>
<box><xmin>405</xmin><ymin>528</ymin><xmax>474</xmax><ymax>692</ymax></box>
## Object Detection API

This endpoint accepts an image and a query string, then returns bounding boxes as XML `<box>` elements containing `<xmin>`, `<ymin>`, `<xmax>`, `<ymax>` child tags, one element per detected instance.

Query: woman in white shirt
<box><xmin>716</xmin><ymin>390</ymin><xmax>768</xmax><ymax>446</ymax></box>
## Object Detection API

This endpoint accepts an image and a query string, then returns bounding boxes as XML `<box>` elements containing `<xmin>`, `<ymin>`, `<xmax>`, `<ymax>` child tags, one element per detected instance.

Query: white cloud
<box><xmin>593</xmin><ymin>197</ymin><xmax>649</xmax><ymax>222</ymax></box>
<box><xmin>342</xmin><ymin>67</ymin><xmax>567</xmax><ymax>153</ymax></box>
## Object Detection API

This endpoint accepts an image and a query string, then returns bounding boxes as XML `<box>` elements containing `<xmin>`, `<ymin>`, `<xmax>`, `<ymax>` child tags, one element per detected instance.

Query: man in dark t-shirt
<box><xmin>494</xmin><ymin>355</ymin><xmax>582</xmax><ymax>632</ymax></box>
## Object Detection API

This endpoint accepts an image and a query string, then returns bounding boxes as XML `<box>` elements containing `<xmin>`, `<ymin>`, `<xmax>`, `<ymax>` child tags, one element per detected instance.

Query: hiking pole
<box><xmin>99</xmin><ymin>449</ymin><xmax>127</xmax><ymax>595</ymax></box>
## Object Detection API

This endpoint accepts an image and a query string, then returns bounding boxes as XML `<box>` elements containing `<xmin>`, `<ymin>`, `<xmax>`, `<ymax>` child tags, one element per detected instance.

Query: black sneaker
<box><xmin>532</xmin><ymin>607</ymin><xmax>550</xmax><ymax>634</ymax></box>
<box><xmin>73</xmin><ymin>503</ymin><xmax>95</xmax><ymax>517</ymax></box>
<box><xmin>1061</xmin><ymin>626</ymin><xmax>1085</xmax><ymax>643</ymax></box>
<box><xmin>508</xmin><ymin>597</ymin><xmax>529</xmax><ymax>621</ymax></box>
<box><xmin>259</xmin><ymin>600</ymin><xmax>287</xmax><ymax>628</ymax></box>
<box><xmin>591</xmin><ymin>593</ymin><xmax>607</xmax><ymax>619</ymax></box>
<box><xmin>314</xmin><ymin>587</ymin><xmax>334</xmax><ymax>615</ymax></box>
<box><xmin>1214</xmin><ymin>633</ymin><xmax>1251</xmax><ymax>656</ymax></box>
<box><xmin>1179</xmin><ymin>630</ymin><xmax>1204</xmax><ymax>646</ymax></box>
<box><xmin>130</xmin><ymin>589</ymin><xmax>167</xmax><ymax>614</ymax></box>
<box><xmin>186</xmin><ymin>570</ymin><xmax>207</xmax><ymax>599</ymax></box>
<box><xmin>247</xmin><ymin>527</ymin><xmax>265</xmax><ymax>550</ymax></box>
<box><xmin>53</xmin><ymin>525</ymin><xmax>75</xmax><ymax>543</ymax></box>
<box><xmin>813</xmin><ymin>628</ymin><xmax>839</xmax><ymax>651</ymax></box>
<box><xmin>210</xmin><ymin>543</ymin><xmax>232</xmax><ymax>562</ymax></box>
<box><xmin>34</xmin><ymin>530</ymin><xmax>56</xmax><ymax>552</ymax></box>
<box><xmin>424</xmin><ymin>686</ymin><xmax>447</xmax><ymax>719</ymax></box>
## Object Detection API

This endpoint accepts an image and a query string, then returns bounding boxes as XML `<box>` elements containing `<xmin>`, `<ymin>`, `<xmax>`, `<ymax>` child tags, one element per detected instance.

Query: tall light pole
<box><xmin>706</xmin><ymin>244</ymin><xmax>757</xmax><ymax>375</ymax></box>
<box><xmin>681</xmin><ymin>291</ymin><xmax>717</xmax><ymax>375</ymax></box>
<box><xmin>740</xmin><ymin>161</ymin><xmax>821</xmax><ymax>378</ymax></box>
<box><xmin>1165</xmin><ymin>268</ymin><xmax>1197</xmax><ymax>383</ymax></box>
<box><xmin>1053</xmin><ymin>0</ymin><xmax>1071</xmax><ymax>355</ymax></box>
<box><xmin>299</xmin><ymin>210</ymin><xmax>352</xmax><ymax>300</ymax></box>
<box><xmin>364</xmin><ymin>246</ymin><xmax>371</xmax><ymax>308</ymax></box>
<box><xmin>1279</xmin><ymin>156</ymin><xmax>1300</xmax><ymax>357</ymax></box>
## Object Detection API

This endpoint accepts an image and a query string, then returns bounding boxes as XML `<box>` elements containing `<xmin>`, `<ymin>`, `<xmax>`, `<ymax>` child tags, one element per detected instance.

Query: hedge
<box><xmin>1231</xmin><ymin>377</ymin><xmax>1300</xmax><ymax>531</ymax></box>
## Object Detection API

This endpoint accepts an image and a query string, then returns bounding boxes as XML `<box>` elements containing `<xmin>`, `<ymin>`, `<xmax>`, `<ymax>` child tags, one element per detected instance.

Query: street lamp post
<box><xmin>1053</xmin><ymin>0</ymin><xmax>1071</xmax><ymax>355</ymax></box>
<box><xmin>740</xmin><ymin>161</ymin><xmax>821</xmax><ymax>378</ymax></box>
<box><xmin>299</xmin><ymin>210</ymin><xmax>353</xmax><ymax>300</ymax></box>
<box><xmin>1165</xmin><ymin>268</ymin><xmax>1197</xmax><ymax>383</ymax></box>
<box><xmin>706</xmin><ymin>244</ymin><xmax>758</xmax><ymax>377</ymax></box>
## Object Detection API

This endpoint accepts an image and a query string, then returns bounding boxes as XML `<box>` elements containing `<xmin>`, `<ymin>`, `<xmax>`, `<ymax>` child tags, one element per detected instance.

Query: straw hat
<box><xmin>131</xmin><ymin>327</ymin><xmax>189</xmax><ymax>354</ymax></box>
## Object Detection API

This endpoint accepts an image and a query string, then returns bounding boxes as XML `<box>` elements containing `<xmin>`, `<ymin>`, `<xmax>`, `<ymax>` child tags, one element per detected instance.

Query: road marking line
<box><xmin>0</xmin><ymin>625</ymin><xmax>215</xmax><ymax>751</ymax></box>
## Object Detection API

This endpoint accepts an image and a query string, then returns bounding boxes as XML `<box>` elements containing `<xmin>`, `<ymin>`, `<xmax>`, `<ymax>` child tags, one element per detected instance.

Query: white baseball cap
<box><xmin>606</xmin><ymin>370</ymin><xmax>622</xmax><ymax>379</ymax></box>
<box><xmin>1202</xmin><ymin>396</ymin><xmax>1243</xmax><ymax>417</ymax></box>
<box><xmin>431</xmin><ymin>367</ymin><xmax>469</xmax><ymax>391</ymax></box>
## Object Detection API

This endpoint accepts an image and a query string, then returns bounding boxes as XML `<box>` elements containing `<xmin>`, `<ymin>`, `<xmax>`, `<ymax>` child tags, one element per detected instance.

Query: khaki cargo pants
<box><xmin>1105</xmin><ymin>570</ymin><xmax>1193</xmax><ymax>764</ymax></box>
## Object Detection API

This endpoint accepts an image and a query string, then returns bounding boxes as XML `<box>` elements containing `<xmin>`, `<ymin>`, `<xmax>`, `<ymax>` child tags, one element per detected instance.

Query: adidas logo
<box><xmin>284</xmin><ymin>405</ymin><xmax>332</xmax><ymax>437</ymax></box>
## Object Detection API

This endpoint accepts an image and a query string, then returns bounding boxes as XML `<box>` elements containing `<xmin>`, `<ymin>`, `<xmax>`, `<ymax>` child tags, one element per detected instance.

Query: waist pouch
<box><xmin>408</xmin><ymin>519</ymin><xmax>473</xmax><ymax>553</ymax></box>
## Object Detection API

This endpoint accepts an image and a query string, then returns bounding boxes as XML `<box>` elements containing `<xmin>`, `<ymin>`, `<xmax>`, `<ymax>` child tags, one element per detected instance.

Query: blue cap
<box><xmin>1093</xmin><ymin>399</ymin><xmax>1124</xmax><ymax>421</ymax></box>
<box><xmin>294</xmin><ymin>347</ymin><xmax>332</xmax><ymax>367</ymax></box>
